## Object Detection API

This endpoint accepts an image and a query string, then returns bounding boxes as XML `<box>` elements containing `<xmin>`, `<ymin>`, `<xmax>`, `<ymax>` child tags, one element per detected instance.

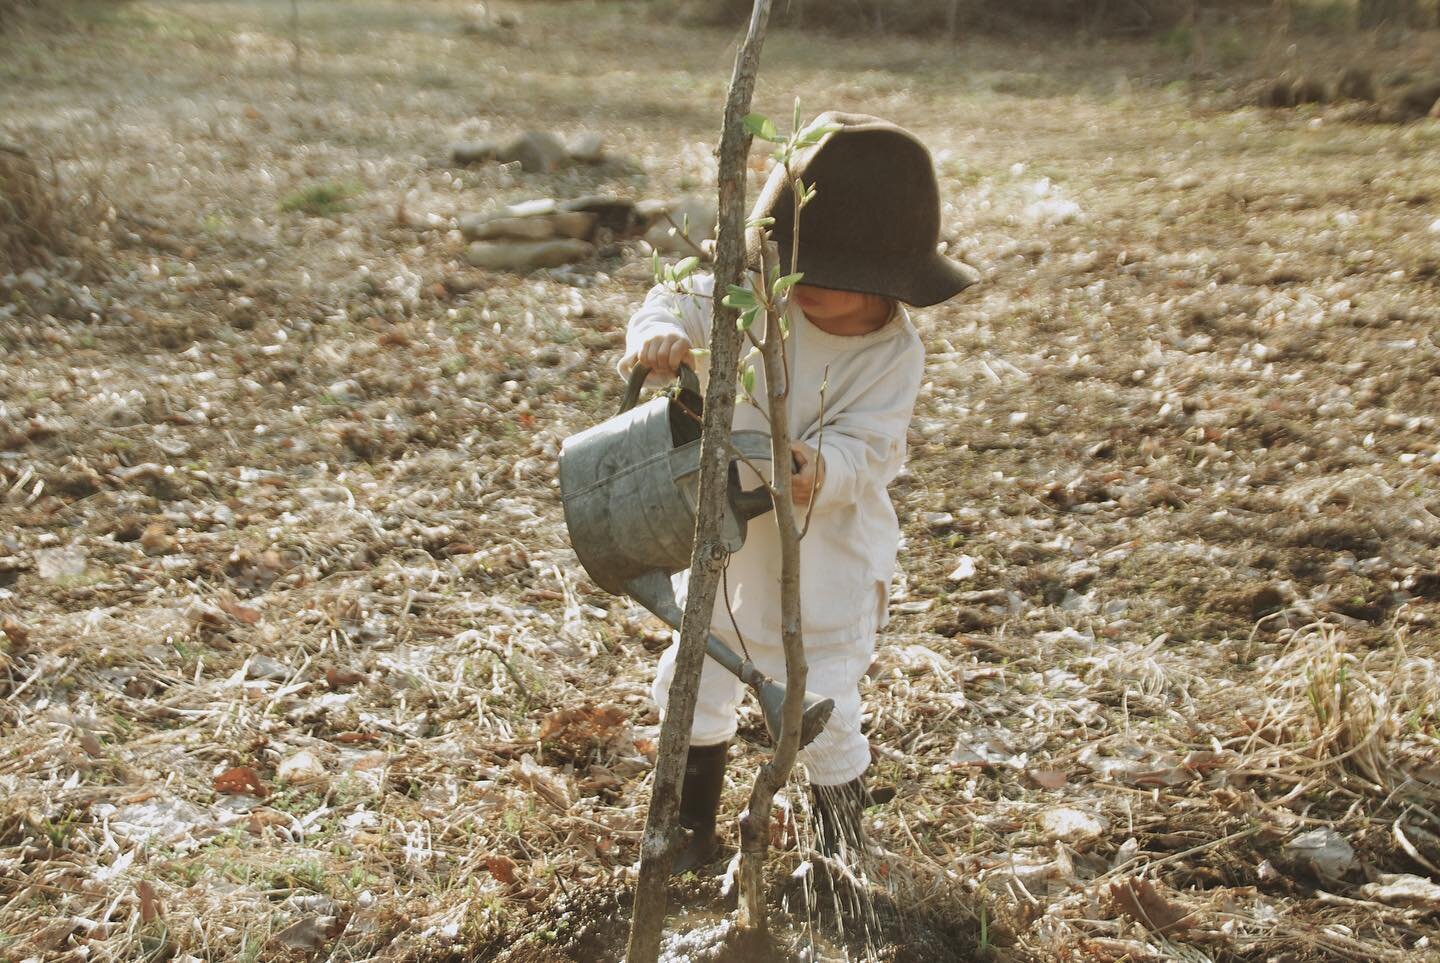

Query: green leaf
<box><xmin>771</xmin><ymin>272</ymin><xmax>804</xmax><ymax>298</ymax></box>
<box><xmin>746</xmin><ymin>215</ymin><xmax>775</xmax><ymax>230</ymax></box>
<box><xmin>792</xmin><ymin>97</ymin><xmax>802</xmax><ymax>137</ymax></box>
<box><xmin>723</xmin><ymin>285</ymin><xmax>756</xmax><ymax>309</ymax></box>
<box><xmin>673</xmin><ymin>256</ymin><xmax>700</xmax><ymax>281</ymax></box>
<box><xmin>736</xmin><ymin>306</ymin><xmax>760</xmax><ymax>331</ymax></box>
<box><xmin>741</xmin><ymin>364</ymin><xmax>756</xmax><ymax>396</ymax></box>
<box><xmin>742</xmin><ymin>113</ymin><xmax>778</xmax><ymax>142</ymax></box>
<box><xmin>650</xmin><ymin>250</ymin><xmax>663</xmax><ymax>284</ymax></box>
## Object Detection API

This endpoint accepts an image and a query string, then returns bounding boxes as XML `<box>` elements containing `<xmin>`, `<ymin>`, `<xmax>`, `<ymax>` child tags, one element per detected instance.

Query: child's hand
<box><xmin>790</xmin><ymin>441</ymin><xmax>825</xmax><ymax>508</ymax></box>
<box><xmin>624</xmin><ymin>333</ymin><xmax>694</xmax><ymax>379</ymax></box>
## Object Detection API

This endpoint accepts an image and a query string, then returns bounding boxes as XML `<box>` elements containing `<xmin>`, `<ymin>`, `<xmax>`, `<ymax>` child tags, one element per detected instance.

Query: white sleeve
<box><xmin>802</xmin><ymin>338</ymin><xmax>923</xmax><ymax>514</ymax></box>
<box><xmin>617</xmin><ymin>275</ymin><xmax>715</xmax><ymax>388</ymax></box>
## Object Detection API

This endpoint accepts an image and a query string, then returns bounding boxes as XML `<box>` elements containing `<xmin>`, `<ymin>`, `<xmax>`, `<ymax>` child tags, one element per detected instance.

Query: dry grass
<box><xmin>1</xmin><ymin>0</ymin><xmax>1438</xmax><ymax>960</ymax></box>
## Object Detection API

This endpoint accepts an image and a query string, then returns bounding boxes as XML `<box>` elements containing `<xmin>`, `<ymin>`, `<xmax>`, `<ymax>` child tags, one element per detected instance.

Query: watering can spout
<box><xmin>625</xmin><ymin>571</ymin><xmax>833</xmax><ymax>752</ymax></box>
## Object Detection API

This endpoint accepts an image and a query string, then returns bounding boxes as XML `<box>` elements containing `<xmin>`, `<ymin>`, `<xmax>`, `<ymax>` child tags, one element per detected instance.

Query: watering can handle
<box><xmin>620</xmin><ymin>363</ymin><xmax>702</xmax><ymax>415</ymax></box>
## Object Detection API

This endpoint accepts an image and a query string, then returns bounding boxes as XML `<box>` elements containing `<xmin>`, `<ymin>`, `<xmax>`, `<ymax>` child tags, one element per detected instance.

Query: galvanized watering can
<box><xmin>560</xmin><ymin>364</ymin><xmax>835</xmax><ymax>749</ymax></box>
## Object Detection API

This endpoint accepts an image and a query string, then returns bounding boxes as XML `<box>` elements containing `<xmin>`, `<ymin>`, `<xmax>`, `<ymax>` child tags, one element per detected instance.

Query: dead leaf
<box><xmin>140</xmin><ymin>522</ymin><xmax>176</xmax><ymax>555</ymax></box>
<box><xmin>218</xmin><ymin>595</ymin><xmax>262</xmax><ymax>624</ymax></box>
<box><xmin>1109</xmin><ymin>877</ymin><xmax>1195</xmax><ymax>935</ymax></box>
<box><xmin>1360</xmin><ymin>873</ymin><xmax>1440</xmax><ymax>910</ymax></box>
<box><xmin>1029</xmin><ymin>769</ymin><xmax>1069</xmax><ymax>790</ymax></box>
<box><xmin>246</xmin><ymin>808</ymin><xmax>291</xmax><ymax>835</ymax></box>
<box><xmin>325</xmin><ymin>666</ymin><xmax>366</xmax><ymax>689</ymax></box>
<box><xmin>486</xmin><ymin>854</ymin><xmax>518</xmax><ymax>884</ymax></box>
<box><xmin>136</xmin><ymin>880</ymin><xmax>162</xmax><ymax>923</ymax></box>
<box><xmin>539</xmin><ymin>703</ymin><xmax>630</xmax><ymax>759</ymax></box>
<box><xmin>509</xmin><ymin>753</ymin><xmax>573</xmax><ymax>811</ymax></box>
<box><xmin>274</xmin><ymin>915</ymin><xmax>343</xmax><ymax>953</ymax></box>
<box><xmin>1</xmin><ymin>615</ymin><xmax>30</xmax><ymax>648</ymax></box>
<box><xmin>333</xmin><ymin>731</ymin><xmax>380</xmax><ymax>744</ymax></box>
<box><xmin>213</xmin><ymin>766</ymin><xmax>269</xmax><ymax>798</ymax></box>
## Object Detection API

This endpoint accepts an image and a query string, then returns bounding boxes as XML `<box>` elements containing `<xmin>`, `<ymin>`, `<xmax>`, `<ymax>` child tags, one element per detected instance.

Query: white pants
<box><xmin>652</xmin><ymin>626</ymin><xmax>875</xmax><ymax>786</ymax></box>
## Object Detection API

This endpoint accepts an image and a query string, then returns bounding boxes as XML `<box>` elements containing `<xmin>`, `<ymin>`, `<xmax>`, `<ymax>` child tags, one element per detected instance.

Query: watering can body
<box><xmin>559</xmin><ymin>368</ymin><xmax>771</xmax><ymax>595</ymax></box>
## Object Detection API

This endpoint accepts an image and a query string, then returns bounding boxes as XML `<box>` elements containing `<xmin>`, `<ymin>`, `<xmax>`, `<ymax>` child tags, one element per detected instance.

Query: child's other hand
<box><xmin>625</xmin><ymin>333</ymin><xmax>694</xmax><ymax>378</ymax></box>
<box><xmin>790</xmin><ymin>442</ymin><xmax>825</xmax><ymax>508</ymax></box>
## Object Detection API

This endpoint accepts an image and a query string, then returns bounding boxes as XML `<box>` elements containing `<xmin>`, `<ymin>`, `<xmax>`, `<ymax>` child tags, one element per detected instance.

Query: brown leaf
<box><xmin>136</xmin><ymin>880</ymin><xmax>162</xmax><ymax>923</ymax></box>
<box><xmin>212</xmin><ymin>765</ymin><xmax>270</xmax><ymax>798</ymax></box>
<box><xmin>1109</xmin><ymin>877</ymin><xmax>1196</xmax><ymax>935</ymax></box>
<box><xmin>486</xmin><ymin>854</ymin><xmax>518</xmax><ymax>884</ymax></box>
<box><xmin>218</xmin><ymin>596</ymin><xmax>262</xmax><ymax>625</ymax></box>
<box><xmin>325</xmin><ymin>666</ymin><xmax>366</xmax><ymax>689</ymax></box>
<box><xmin>140</xmin><ymin>522</ymin><xmax>176</xmax><ymax>555</ymax></box>
<box><xmin>1</xmin><ymin>615</ymin><xmax>30</xmax><ymax>648</ymax></box>
<box><xmin>246</xmin><ymin>808</ymin><xmax>291</xmax><ymax>835</ymax></box>
<box><xmin>333</xmin><ymin>731</ymin><xmax>380</xmax><ymax>744</ymax></box>
<box><xmin>538</xmin><ymin>703</ymin><xmax>631</xmax><ymax>759</ymax></box>
<box><xmin>1029</xmin><ymin>769</ymin><xmax>1069</xmax><ymax>790</ymax></box>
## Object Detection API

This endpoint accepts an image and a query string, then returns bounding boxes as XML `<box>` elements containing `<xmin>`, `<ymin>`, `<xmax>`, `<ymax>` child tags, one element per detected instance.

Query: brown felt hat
<box><xmin>747</xmin><ymin>112</ymin><xmax>980</xmax><ymax>307</ymax></box>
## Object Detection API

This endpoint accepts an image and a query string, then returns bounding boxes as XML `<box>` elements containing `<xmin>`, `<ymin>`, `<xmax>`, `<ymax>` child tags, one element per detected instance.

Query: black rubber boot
<box><xmin>811</xmin><ymin>775</ymin><xmax>891</xmax><ymax>860</ymax></box>
<box><xmin>671</xmin><ymin>741</ymin><xmax>727</xmax><ymax>875</ymax></box>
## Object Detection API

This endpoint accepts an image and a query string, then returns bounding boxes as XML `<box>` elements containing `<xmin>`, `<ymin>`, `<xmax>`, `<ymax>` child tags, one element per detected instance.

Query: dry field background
<box><xmin>2</xmin><ymin>1</ymin><xmax>1439</xmax><ymax>960</ymax></box>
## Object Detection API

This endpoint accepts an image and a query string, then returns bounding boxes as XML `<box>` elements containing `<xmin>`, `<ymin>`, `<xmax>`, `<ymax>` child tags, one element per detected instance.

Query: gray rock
<box><xmin>548</xmin><ymin>211</ymin><xmax>598</xmax><ymax>240</ymax></box>
<box><xmin>567</xmin><ymin>132</ymin><xmax>605</xmax><ymax>164</ymax></box>
<box><xmin>499</xmin><ymin>131</ymin><xmax>570</xmax><ymax>173</ymax></box>
<box><xmin>460</xmin><ymin>214</ymin><xmax>555</xmax><ymax>242</ymax></box>
<box><xmin>465</xmin><ymin>238</ymin><xmax>594</xmax><ymax>272</ymax></box>
<box><xmin>564</xmin><ymin>195</ymin><xmax>640</xmax><ymax>235</ymax></box>
<box><xmin>451</xmin><ymin>140</ymin><xmax>502</xmax><ymax>165</ymax></box>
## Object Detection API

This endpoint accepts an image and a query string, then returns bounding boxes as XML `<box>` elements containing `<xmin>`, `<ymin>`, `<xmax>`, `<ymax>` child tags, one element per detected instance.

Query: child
<box><xmin>618</xmin><ymin>112</ymin><xmax>979</xmax><ymax>870</ymax></box>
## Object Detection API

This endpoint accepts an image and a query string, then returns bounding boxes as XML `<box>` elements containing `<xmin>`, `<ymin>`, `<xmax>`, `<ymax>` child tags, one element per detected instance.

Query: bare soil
<box><xmin>2</xmin><ymin>2</ymin><xmax>1439</xmax><ymax>961</ymax></box>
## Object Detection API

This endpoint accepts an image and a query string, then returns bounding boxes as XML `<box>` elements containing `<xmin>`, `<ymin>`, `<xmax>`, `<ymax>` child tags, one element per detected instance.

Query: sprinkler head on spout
<box><xmin>755</xmin><ymin>679</ymin><xmax>835</xmax><ymax>750</ymax></box>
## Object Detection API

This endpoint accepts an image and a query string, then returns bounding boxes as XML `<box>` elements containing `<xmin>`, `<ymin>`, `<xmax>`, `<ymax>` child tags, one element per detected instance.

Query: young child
<box><xmin>618</xmin><ymin>112</ymin><xmax>979</xmax><ymax>870</ymax></box>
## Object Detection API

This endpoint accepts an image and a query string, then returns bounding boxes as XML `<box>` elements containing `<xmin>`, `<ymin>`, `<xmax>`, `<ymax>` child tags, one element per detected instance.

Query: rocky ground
<box><xmin>2</xmin><ymin>1</ymin><xmax>1439</xmax><ymax>961</ymax></box>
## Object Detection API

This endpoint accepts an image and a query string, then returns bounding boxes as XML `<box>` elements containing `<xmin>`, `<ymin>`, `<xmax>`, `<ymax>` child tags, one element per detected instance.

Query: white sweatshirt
<box><xmin>620</xmin><ymin>273</ymin><xmax>924</xmax><ymax>646</ymax></box>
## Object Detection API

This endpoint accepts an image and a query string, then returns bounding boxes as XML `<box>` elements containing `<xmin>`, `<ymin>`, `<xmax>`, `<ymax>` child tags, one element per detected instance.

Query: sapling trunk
<box><xmin>624</xmin><ymin>2</ymin><xmax>771</xmax><ymax>961</ymax></box>
<box><xmin>735</xmin><ymin>269</ymin><xmax>807</xmax><ymax>932</ymax></box>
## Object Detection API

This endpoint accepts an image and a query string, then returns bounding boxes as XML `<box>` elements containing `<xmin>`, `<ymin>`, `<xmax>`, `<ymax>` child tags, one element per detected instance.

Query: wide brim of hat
<box><xmin>748</xmin><ymin>238</ymin><xmax>981</xmax><ymax>308</ymax></box>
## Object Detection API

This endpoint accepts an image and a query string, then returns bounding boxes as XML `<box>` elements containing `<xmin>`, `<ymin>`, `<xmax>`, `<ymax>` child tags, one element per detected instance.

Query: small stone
<box><xmin>326</xmin><ymin>379</ymin><xmax>364</xmax><ymax>403</ymax></box>
<box><xmin>1285</xmin><ymin>827</ymin><xmax>1355</xmax><ymax>879</ymax></box>
<box><xmin>567</xmin><ymin>132</ymin><xmax>605</xmax><ymax>164</ymax></box>
<box><xmin>277</xmin><ymin>749</ymin><xmax>328</xmax><ymax>787</ymax></box>
<box><xmin>246</xmin><ymin>655</ymin><xmax>291</xmax><ymax>681</ymax></box>
<box><xmin>459</xmin><ymin>214</ymin><xmax>555</xmax><ymax>242</ymax></box>
<box><xmin>499</xmin><ymin>131</ymin><xmax>570</xmax><ymax>173</ymax></box>
<box><xmin>464</xmin><ymin>239</ymin><xmax>594</xmax><ymax>272</ymax></box>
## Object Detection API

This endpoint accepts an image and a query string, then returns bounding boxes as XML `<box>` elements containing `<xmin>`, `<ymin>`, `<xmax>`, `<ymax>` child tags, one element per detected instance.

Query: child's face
<box><xmin>791</xmin><ymin>284</ymin><xmax>890</xmax><ymax>325</ymax></box>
